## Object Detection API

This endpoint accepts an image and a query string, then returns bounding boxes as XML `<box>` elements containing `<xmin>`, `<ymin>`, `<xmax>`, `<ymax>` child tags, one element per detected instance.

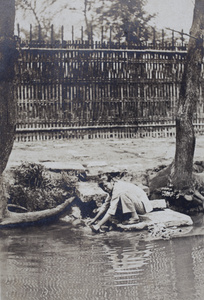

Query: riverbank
<box><xmin>3</xmin><ymin>135</ymin><xmax>204</xmax><ymax>236</ymax></box>
<box><xmin>5</xmin><ymin>136</ymin><xmax>204</xmax><ymax>190</ymax></box>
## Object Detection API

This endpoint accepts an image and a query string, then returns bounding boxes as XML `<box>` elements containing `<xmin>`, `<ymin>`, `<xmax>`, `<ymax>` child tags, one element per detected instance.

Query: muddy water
<box><xmin>0</xmin><ymin>216</ymin><xmax>204</xmax><ymax>300</ymax></box>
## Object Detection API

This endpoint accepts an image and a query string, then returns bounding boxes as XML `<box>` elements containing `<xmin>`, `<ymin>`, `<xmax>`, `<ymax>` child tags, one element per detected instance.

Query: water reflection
<box><xmin>102</xmin><ymin>235</ymin><xmax>178</xmax><ymax>299</ymax></box>
<box><xmin>0</xmin><ymin>223</ymin><xmax>204</xmax><ymax>300</ymax></box>
<box><xmin>102</xmin><ymin>236</ymin><xmax>154</xmax><ymax>287</ymax></box>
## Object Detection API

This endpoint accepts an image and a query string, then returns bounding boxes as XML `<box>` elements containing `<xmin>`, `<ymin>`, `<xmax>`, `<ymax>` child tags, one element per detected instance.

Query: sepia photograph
<box><xmin>0</xmin><ymin>0</ymin><xmax>204</xmax><ymax>299</ymax></box>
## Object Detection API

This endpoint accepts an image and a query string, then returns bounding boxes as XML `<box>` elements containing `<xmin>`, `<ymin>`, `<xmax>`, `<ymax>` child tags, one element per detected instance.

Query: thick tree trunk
<box><xmin>171</xmin><ymin>0</ymin><xmax>204</xmax><ymax>190</ymax></box>
<box><xmin>0</xmin><ymin>0</ymin><xmax>16</xmax><ymax>219</ymax></box>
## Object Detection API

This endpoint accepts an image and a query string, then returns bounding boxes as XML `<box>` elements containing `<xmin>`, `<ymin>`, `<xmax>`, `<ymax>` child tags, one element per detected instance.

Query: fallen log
<box><xmin>0</xmin><ymin>197</ymin><xmax>75</xmax><ymax>228</ymax></box>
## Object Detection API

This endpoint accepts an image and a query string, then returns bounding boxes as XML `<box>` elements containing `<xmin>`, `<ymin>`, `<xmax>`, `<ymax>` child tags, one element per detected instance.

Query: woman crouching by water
<box><xmin>88</xmin><ymin>175</ymin><xmax>153</xmax><ymax>233</ymax></box>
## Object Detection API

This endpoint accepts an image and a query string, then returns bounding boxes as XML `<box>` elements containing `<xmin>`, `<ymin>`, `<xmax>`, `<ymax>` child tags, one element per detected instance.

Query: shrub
<box><xmin>8</xmin><ymin>163</ymin><xmax>77</xmax><ymax>212</ymax></box>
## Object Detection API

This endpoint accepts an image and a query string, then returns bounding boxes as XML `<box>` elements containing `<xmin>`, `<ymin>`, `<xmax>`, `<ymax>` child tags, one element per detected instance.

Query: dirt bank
<box><xmin>6</xmin><ymin>136</ymin><xmax>204</xmax><ymax>176</ymax></box>
<box><xmin>3</xmin><ymin>136</ymin><xmax>204</xmax><ymax>235</ymax></box>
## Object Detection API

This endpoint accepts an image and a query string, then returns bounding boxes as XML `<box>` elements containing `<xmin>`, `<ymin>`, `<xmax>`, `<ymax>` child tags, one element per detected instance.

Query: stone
<box><xmin>76</xmin><ymin>182</ymin><xmax>107</xmax><ymax>205</ymax></box>
<box><xmin>193</xmin><ymin>172</ymin><xmax>204</xmax><ymax>186</ymax></box>
<box><xmin>60</xmin><ymin>215</ymin><xmax>74</xmax><ymax>223</ymax></box>
<box><xmin>184</xmin><ymin>194</ymin><xmax>193</xmax><ymax>201</ymax></box>
<box><xmin>117</xmin><ymin>222</ymin><xmax>148</xmax><ymax>231</ymax></box>
<box><xmin>149</xmin><ymin>165</ymin><xmax>171</xmax><ymax>193</ymax></box>
<box><xmin>71</xmin><ymin>206</ymin><xmax>82</xmax><ymax>219</ymax></box>
<box><xmin>140</xmin><ymin>209</ymin><xmax>193</xmax><ymax>227</ymax></box>
<box><xmin>85</xmin><ymin>167</ymin><xmax>123</xmax><ymax>180</ymax></box>
<box><xmin>85</xmin><ymin>168</ymin><xmax>103</xmax><ymax>180</ymax></box>
<box><xmin>42</xmin><ymin>162</ymin><xmax>85</xmax><ymax>172</ymax></box>
<box><xmin>151</xmin><ymin>199</ymin><xmax>167</xmax><ymax>210</ymax></box>
<box><xmin>117</xmin><ymin>209</ymin><xmax>193</xmax><ymax>234</ymax></box>
<box><xmin>86</xmin><ymin>161</ymin><xmax>108</xmax><ymax>168</ymax></box>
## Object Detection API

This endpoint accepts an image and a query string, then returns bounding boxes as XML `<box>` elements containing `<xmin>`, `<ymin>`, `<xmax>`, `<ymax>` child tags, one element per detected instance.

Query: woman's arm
<box><xmin>88</xmin><ymin>194</ymin><xmax>111</xmax><ymax>224</ymax></box>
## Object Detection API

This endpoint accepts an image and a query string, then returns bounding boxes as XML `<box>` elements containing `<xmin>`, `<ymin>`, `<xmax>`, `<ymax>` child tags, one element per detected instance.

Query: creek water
<box><xmin>0</xmin><ymin>214</ymin><xmax>204</xmax><ymax>300</ymax></box>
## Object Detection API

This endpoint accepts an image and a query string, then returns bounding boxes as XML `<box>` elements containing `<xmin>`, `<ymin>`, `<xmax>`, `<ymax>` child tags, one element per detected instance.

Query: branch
<box><xmin>20</xmin><ymin>0</ymin><xmax>41</xmax><ymax>26</ymax></box>
<box><xmin>165</xmin><ymin>27</ymin><xmax>198</xmax><ymax>40</ymax></box>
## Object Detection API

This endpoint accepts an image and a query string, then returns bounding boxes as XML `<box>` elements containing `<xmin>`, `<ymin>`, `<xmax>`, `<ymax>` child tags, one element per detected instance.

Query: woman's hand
<box><xmin>86</xmin><ymin>218</ymin><xmax>96</xmax><ymax>225</ymax></box>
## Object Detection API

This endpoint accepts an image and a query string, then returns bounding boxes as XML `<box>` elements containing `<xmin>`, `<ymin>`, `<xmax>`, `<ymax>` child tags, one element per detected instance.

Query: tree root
<box><xmin>148</xmin><ymin>163</ymin><xmax>204</xmax><ymax>212</ymax></box>
<box><xmin>0</xmin><ymin>197</ymin><xmax>75</xmax><ymax>228</ymax></box>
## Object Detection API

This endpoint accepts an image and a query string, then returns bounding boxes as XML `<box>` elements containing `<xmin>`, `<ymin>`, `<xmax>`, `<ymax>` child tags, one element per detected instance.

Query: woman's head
<box><xmin>99</xmin><ymin>174</ymin><xmax>114</xmax><ymax>193</ymax></box>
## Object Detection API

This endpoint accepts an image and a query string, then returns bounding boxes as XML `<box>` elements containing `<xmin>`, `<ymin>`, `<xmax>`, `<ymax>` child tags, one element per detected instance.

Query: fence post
<box><xmin>81</xmin><ymin>26</ymin><xmax>83</xmax><ymax>43</ymax></box>
<box><xmin>72</xmin><ymin>25</ymin><xmax>74</xmax><ymax>44</ymax></box>
<box><xmin>38</xmin><ymin>24</ymin><xmax>42</xmax><ymax>43</ymax></box>
<box><xmin>30</xmin><ymin>24</ymin><xmax>32</xmax><ymax>44</ymax></box>
<box><xmin>51</xmin><ymin>24</ymin><xmax>54</xmax><ymax>47</ymax></box>
<box><xmin>101</xmin><ymin>26</ymin><xmax>103</xmax><ymax>45</ymax></box>
<box><xmin>181</xmin><ymin>29</ymin><xmax>184</xmax><ymax>48</ymax></box>
<box><xmin>109</xmin><ymin>26</ymin><xmax>112</xmax><ymax>49</ymax></box>
<box><xmin>17</xmin><ymin>23</ymin><xmax>20</xmax><ymax>38</ymax></box>
<box><xmin>153</xmin><ymin>27</ymin><xmax>156</xmax><ymax>49</ymax></box>
<box><xmin>172</xmin><ymin>30</ymin><xmax>175</xmax><ymax>50</ymax></box>
<box><xmin>162</xmin><ymin>29</ymin><xmax>165</xmax><ymax>49</ymax></box>
<box><xmin>137</xmin><ymin>26</ymin><xmax>141</xmax><ymax>46</ymax></box>
<box><xmin>89</xmin><ymin>25</ymin><xmax>93</xmax><ymax>49</ymax></box>
<box><xmin>61</xmin><ymin>26</ymin><xmax>64</xmax><ymax>45</ymax></box>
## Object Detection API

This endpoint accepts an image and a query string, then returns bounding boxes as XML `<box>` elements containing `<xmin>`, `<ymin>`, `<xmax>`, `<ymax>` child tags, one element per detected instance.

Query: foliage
<box><xmin>160</xmin><ymin>183</ymin><xmax>204</xmax><ymax>214</ymax></box>
<box><xmin>15</xmin><ymin>0</ymin><xmax>155</xmax><ymax>43</ymax></box>
<box><xmin>13</xmin><ymin>162</ymin><xmax>47</xmax><ymax>188</ymax></box>
<box><xmin>8</xmin><ymin>163</ymin><xmax>77</xmax><ymax>212</ymax></box>
<box><xmin>15</xmin><ymin>0</ymin><xmax>76</xmax><ymax>37</ymax></box>
<box><xmin>91</xmin><ymin>0</ymin><xmax>155</xmax><ymax>43</ymax></box>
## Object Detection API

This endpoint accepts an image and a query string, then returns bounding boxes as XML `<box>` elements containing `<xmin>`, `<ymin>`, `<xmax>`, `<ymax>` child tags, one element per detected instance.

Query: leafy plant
<box><xmin>8</xmin><ymin>163</ymin><xmax>77</xmax><ymax>212</ymax></box>
<box><xmin>13</xmin><ymin>162</ymin><xmax>48</xmax><ymax>188</ymax></box>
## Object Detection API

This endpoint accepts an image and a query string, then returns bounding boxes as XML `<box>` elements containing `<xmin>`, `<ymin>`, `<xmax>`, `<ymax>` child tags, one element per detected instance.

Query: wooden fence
<box><xmin>14</xmin><ymin>29</ymin><xmax>204</xmax><ymax>141</ymax></box>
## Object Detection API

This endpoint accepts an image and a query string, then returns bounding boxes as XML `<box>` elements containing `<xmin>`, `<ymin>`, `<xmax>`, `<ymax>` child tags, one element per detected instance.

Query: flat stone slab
<box><xmin>116</xmin><ymin>209</ymin><xmax>193</xmax><ymax>239</ymax></box>
<box><xmin>85</xmin><ymin>167</ymin><xmax>122</xmax><ymax>179</ymax></box>
<box><xmin>76</xmin><ymin>182</ymin><xmax>107</xmax><ymax>205</ymax></box>
<box><xmin>42</xmin><ymin>162</ymin><xmax>85</xmax><ymax>172</ymax></box>
<box><xmin>117</xmin><ymin>209</ymin><xmax>193</xmax><ymax>232</ymax></box>
<box><xmin>86</xmin><ymin>161</ymin><xmax>108</xmax><ymax>168</ymax></box>
<box><xmin>151</xmin><ymin>199</ymin><xmax>167</xmax><ymax>210</ymax></box>
<box><xmin>73</xmin><ymin>154</ymin><xmax>90</xmax><ymax>158</ymax></box>
<box><xmin>142</xmin><ymin>209</ymin><xmax>193</xmax><ymax>227</ymax></box>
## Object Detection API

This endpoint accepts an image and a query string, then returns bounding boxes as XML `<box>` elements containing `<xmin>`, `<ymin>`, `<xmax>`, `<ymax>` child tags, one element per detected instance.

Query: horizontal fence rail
<box><xmin>14</xmin><ymin>32</ymin><xmax>204</xmax><ymax>141</ymax></box>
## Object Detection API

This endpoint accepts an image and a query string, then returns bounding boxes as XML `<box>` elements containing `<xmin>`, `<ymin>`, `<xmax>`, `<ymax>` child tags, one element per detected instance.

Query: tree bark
<box><xmin>0</xmin><ymin>0</ymin><xmax>17</xmax><ymax>219</ymax></box>
<box><xmin>171</xmin><ymin>0</ymin><xmax>204</xmax><ymax>190</ymax></box>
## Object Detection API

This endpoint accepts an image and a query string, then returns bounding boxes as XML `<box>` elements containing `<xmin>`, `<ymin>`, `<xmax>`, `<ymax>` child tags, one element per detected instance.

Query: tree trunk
<box><xmin>0</xmin><ymin>0</ymin><xmax>16</xmax><ymax>219</ymax></box>
<box><xmin>171</xmin><ymin>0</ymin><xmax>204</xmax><ymax>190</ymax></box>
